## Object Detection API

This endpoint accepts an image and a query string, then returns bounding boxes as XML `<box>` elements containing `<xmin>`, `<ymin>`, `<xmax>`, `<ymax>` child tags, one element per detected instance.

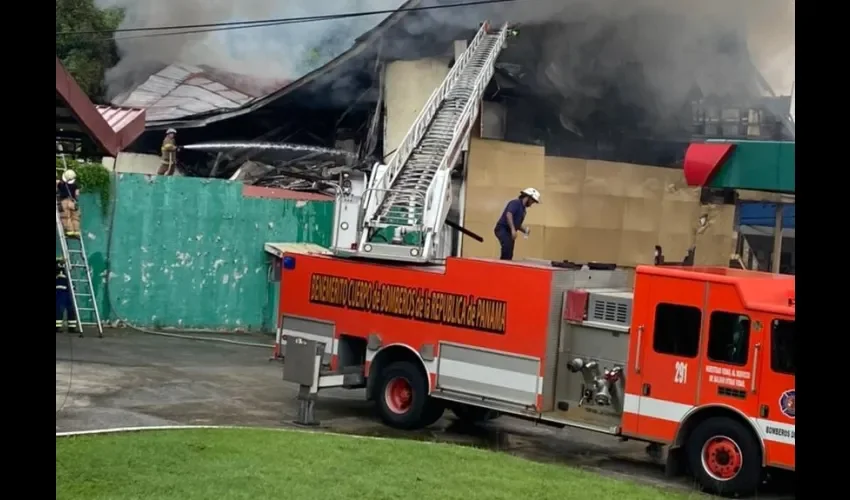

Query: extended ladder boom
<box><xmin>337</xmin><ymin>22</ymin><xmax>510</xmax><ymax>264</ymax></box>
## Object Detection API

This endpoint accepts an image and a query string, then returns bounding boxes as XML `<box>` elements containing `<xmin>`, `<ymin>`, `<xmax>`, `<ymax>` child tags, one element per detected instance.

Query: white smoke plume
<box><xmin>97</xmin><ymin>0</ymin><xmax>794</xmax><ymax>116</ymax></box>
<box><xmin>96</xmin><ymin>0</ymin><xmax>408</xmax><ymax>98</ymax></box>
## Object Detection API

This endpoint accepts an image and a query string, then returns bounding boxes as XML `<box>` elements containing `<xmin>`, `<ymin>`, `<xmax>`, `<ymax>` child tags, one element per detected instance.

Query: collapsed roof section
<box><xmin>115</xmin><ymin>0</ymin><xmax>424</xmax><ymax>130</ymax></box>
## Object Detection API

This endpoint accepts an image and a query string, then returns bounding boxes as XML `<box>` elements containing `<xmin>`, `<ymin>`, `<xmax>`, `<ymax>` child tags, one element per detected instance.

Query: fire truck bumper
<box><xmin>282</xmin><ymin>336</ymin><xmax>364</xmax><ymax>426</ymax></box>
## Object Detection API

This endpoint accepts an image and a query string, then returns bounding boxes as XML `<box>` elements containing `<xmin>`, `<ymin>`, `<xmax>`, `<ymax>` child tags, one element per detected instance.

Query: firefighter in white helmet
<box><xmin>157</xmin><ymin>128</ymin><xmax>179</xmax><ymax>176</ymax></box>
<box><xmin>494</xmin><ymin>187</ymin><xmax>540</xmax><ymax>260</ymax></box>
<box><xmin>56</xmin><ymin>169</ymin><xmax>81</xmax><ymax>238</ymax></box>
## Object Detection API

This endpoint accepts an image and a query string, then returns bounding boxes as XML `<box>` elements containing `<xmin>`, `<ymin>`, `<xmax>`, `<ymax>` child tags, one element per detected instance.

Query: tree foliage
<box><xmin>56</xmin><ymin>0</ymin><xmax>124</xmax><ymax>101</ymax></box>
<box><xmin>57</xmin><ymin>157</ymin><xmax>112</xmax><ymax>215</ymax></box>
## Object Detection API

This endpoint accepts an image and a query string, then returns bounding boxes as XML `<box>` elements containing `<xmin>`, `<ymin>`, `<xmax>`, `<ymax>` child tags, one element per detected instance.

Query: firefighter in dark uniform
<box><xmin>56</xmin><ymin>257</ymin><xmax>78</xmax><ymax>334</ymax></box>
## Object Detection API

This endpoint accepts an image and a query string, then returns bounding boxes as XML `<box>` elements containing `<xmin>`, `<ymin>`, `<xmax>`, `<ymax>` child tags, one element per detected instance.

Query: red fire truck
<box><xmin>276</xmin><ymin>256</ymin><xmax>795</xmax><ymax>496</ymax></box>
<box><xmin>273</xmin><ymin>20</ymin><xmax>794</xmax><ymax>497</ymax></box>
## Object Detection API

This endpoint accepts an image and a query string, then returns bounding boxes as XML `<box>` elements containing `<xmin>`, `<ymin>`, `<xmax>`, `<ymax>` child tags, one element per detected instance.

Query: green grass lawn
<box><xmin>57</xmin><ymin>428</ymin><xmax>699</xmax><ymax>500</ymax></box>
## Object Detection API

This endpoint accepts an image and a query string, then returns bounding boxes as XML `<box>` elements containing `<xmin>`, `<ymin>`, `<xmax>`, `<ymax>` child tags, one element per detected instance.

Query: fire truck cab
<box><xmin>277</xmin><ymin>254</ymin><xmax>794</xmax><ymax>497</ymax></box>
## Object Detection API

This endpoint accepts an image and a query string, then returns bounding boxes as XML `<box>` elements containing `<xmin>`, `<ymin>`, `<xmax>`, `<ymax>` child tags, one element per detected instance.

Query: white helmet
<box><xmin>521</xmin><ymin>187</ymin><xmax>541</xmax><ymax>203</ymax></box>
<box><xmin>62</xmin><ymin>169</ymin><xmax>77</xmax><ymax>183</ymax></box>
<box><xmin>166</xmin><ymin>128</ymin><xmax>177</xmax><ymax>135</ymax></box>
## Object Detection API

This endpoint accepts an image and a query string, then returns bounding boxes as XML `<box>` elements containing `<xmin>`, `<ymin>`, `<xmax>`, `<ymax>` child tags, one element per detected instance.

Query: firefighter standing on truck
<box><xmin>494</xmin><ymin>187</ymin><xmax>540</xmax><ymax>260</ymax></box>
<box><xmin>158</xmin><ymin>128</ymin><xmax>179</xmax><ymax>176</ymax></box>
<box><xmin>56</xmin><ymin>257</ymin><xmax>78</xmax><ymax>334</ymax></box>
<box><xmin>56</xmin><ymin>169</ymin><xmax>81</xmax><ymax>238</ymax></box>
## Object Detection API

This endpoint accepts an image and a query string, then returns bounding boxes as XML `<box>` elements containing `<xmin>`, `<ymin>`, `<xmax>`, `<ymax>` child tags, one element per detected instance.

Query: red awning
<box><xmin>682</xmin><ymin>143</ymin><xmax>734</xmax><ymax>187</ymax></box>
<box><xmin>56</xmin><ymin>57</ymin><xmax>145</xmax><ymax>157</ymax></box>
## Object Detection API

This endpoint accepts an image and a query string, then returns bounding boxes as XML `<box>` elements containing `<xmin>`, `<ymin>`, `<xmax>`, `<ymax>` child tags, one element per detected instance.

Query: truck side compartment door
<box><xmin>697</xmin><ymin>283</ymin><xmax>761</xmax><ymax>423</ymax></box>
<box><xmin>756</xmin><ymin>317</ymin><xmax>795</xmax><ymax>468</ymax></box>
<box><xmin>635</xmin><ymin>277</ymin><xmax>705</xmax><ymax>442</ymax></box>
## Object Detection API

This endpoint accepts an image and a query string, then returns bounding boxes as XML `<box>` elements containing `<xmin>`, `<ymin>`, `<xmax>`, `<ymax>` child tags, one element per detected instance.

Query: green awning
<box><xmin>684</xmin><ymin>140</ymin><xmax>795</xmax><ymax>194</ymax></box>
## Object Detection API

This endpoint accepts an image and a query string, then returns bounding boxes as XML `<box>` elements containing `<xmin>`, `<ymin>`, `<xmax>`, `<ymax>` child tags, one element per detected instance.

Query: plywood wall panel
<box><xmin>618</xmin><ymin>230</ymin><xmax>659</xmax><ymax>266</ymax></box>
<box><xmin>660</xmin><ymin>201</ymin><xmax>699</xmax><ymax>235</ymax></box>
<box><xmin>542</xmin><ymin>192</ymin><xmax>581</xmax><ymax>228</ymax></box>
<box><xmin>544</xmin><ymin>156</ymin><xmax>586</xmax><ymax>194</ymax></box>
<box><xmin>460</xmin><ymin>219</ymin><xmax>498</xmax><ymax>258</ymax></box>
<box><xmin>578</xmin><ymin>196</ymin><xmax>626</xmax><ymax>230</ymax></box>
<box><xmin>462</xmin><ymin>139</ymin><xmax>735</xmax><ymax>266</ymax></box>
<box><xmin>656</xmin><ymin>233</ymin><xmax>693</xmax><ymax>263</ymax></box>
<box><xmin>623</xmin><ymin>164</ymin><xmax>667</xmax><ymax>199</ymax></box>
<box><xmin>583</xmin><ymin>160</ymin><xmax>627</xmax><ymax>197</ymax></box>
<box><xmin>467</xmin><ymin>138</ymin><xmax>545</xmax><ymax>189</ymax></box>
<box><xmin>570</xmin><ymin>228</ymin><xmax>622</xmax><ymax>263</ymax></box>
<box><xmin>622</xmin><ymin>198</ymin><xmax>663</xmax><ymax>233</ymax></box>
<box><xmin>542</xmin><ymin>227</ymin><xmax>578</xmax><ymax>261</ymax></box>
<box><xmin>463</xmin><ymin>186</ymin><xmax>518</xmax><ymax>223</ymax></box>
<box><xmin>513</xmin><ymin>224</ymin><xmax>546</xmax><ymax>259</ymax></box>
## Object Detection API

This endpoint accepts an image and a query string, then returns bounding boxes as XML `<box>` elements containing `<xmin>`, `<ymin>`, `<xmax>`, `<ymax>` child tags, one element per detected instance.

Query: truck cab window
<box><xmin>653</xmin><ymin>303</ymin><xmax>701</xmax><ymax>357</ymax></box>
<box><xmin>771</xmin><ymin>319</ymin><xmax>795</xmax><ymax>375</ymax></box>
<box><xmin>707</xmin><ymin>312</ymin><xmax>750</xmax><ymax>365</ymax></box>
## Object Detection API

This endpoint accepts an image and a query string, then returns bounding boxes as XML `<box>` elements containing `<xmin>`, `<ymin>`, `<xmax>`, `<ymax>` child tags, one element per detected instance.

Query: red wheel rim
<box><xmin>384</xmin><ymin>377</ymin><xmax>413</xmax><ymax>414</ymax></box>
<box><xmin>701</xmin><ymin>435</ymin><xmax>743</xmax><ymax>481</ymax></box>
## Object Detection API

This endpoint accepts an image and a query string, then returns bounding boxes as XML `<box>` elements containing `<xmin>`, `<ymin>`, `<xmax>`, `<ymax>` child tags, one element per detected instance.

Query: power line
<box><xmin>57</xmin><ymin>0</ymin><xmax>521</xmax><ymax>40</ymax></box>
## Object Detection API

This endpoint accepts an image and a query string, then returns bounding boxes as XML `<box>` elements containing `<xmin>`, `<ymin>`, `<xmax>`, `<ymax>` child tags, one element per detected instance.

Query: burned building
<box><xmin>110</xmin><ymin>0</ymin><xmax>794</xmax><ymax>187</ymax></box>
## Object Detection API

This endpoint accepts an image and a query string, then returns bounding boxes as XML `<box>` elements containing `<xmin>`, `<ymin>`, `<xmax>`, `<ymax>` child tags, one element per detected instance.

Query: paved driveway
<box><xmin>56</xmin><ymin>329</ymin><xmax>792</xmax><ymax>497</ymax></box>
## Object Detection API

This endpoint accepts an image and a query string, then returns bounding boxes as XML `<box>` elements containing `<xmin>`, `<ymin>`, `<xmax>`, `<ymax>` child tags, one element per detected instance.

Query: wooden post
<box><xmin>771</xmin><ymin>203</ymin><xmax>783</xmax><ymax>274</ymax></box>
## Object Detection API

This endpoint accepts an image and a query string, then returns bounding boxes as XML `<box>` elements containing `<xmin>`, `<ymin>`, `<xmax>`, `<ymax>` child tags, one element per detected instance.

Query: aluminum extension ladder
<box><xmin>56</xmin><ymin>201</ymin><xmax>103</xmax><ymax>338</ymax></box>
<box><xmin>357</xmin><ymin>22</ymin><xmax>511</xmax><ymax>263</ymax></box>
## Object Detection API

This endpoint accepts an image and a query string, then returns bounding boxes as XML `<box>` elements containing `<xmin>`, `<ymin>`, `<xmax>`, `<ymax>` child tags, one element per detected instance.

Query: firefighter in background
<box><xmin>494</xmin><ymin>187</ymin><xmax>540</xmax><ymax>260</ymax></box>
<box><xmin>158</xmin><ymin>128</ymin><xmax>179</xmax><ymax>176</ymax></box>
<box><xmin>56</xmin><ymin>169</ymin><xmax>81</xmax><ymax>238</ymax></box>
<box><xmin>56</xmin><ymin>257</ymin><xmax>78</xmax><ymax>334</ymax></box>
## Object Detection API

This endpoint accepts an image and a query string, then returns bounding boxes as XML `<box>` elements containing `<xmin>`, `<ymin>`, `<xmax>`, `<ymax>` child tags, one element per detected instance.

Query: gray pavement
<box><xmin>56</xmin><ymin>328</ymin><xmax>792</xmax><ymax>497</ymax></box>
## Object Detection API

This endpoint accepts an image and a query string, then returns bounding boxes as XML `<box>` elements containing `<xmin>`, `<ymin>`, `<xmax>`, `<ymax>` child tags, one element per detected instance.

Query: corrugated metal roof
<box><xmin>114</xmin><ymin>63</ymin><xmax>288</xmax><ymax>123</ymax></box>
<box><xmin>56</xmin><ymin>57</ymin><xmax>146</xmax><ymax>156</ymax></box>
<box><xmin>96</xmin><ymin>105</ymin><xmax>146</xmax><ymax>152</ymax></box>
<box><xmin>96</xmin><ymin>105</ymin><xmax>145</xmax><ymax>133</ymax></box>
<box><xmin>123</xmin><ymin>0</ymin><xmax>420</xmax><ymax>129</ymax></box>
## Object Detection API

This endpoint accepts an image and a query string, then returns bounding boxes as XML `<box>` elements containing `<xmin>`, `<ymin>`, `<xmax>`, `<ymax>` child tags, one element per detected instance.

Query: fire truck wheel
<box><xmin>421</xmin><ymin>400</ymin><xmax>446</xmax><ymax>427</ymax></box>
<box><xmin>376</xmin><ymin>361</ymin><xmax>431</xmax><ymax>430</ymax></box>
<box><xmin>451</xmin><ymin>404</ymin><xmax>500</xmax><ymax>424</ymax></box>
<box><xmin>686</xmin><ymin>417</ymin><xmax>762</xmax><ymax>496</ymax></box>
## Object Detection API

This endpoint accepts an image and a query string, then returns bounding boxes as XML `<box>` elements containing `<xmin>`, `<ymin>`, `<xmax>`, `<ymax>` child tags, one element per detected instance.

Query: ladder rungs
<box><xmin>77</xmin><ymin>307</ymin><xmax>96</xmax><ymax>312</ymax></box>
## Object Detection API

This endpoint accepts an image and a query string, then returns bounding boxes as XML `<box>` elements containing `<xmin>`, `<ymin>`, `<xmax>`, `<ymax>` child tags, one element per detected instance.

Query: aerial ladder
<box><xmin>330</xmin><ymin>22</ymin><xmax>511</xmax><ymax>264</ymax></box>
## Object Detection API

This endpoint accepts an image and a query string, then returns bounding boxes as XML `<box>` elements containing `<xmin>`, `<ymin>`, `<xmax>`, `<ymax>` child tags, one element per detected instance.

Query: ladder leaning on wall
<box><xmin>56</xmin><ymin>196</ymin><xmax>103</xmax><ymax>338</ymax></box>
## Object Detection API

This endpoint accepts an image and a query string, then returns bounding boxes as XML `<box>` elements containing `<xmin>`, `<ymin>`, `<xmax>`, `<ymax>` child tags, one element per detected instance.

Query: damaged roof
<box><xmin>56</xmin><ymin>57</ymin><xmax>146</xmax><ymax>156</ymax></box>
<box><xmin>113</xmin><ymin>63</ymin><xmax>288</xmax><ymax>123</ymax></box>
<box><xmin>118</xmin><ymin>0</ymin><xmax>422</xmax><ymax>130</ymax></box>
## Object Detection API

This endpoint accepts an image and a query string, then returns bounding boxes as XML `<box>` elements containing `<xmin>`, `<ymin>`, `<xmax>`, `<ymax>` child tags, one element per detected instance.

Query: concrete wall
<box><xmin>461</xmin><ymin>138</ymin><xmax>736</xmax><ymax>266</ymax></box>
<box><xmin>383</xmin><ymin>58</ymin><xmax>450</xmax><ymax>162</ymax></box>
<box><xmin>102</xmin><ymin>152</ymin><xmax>163</xmax><ymax>175</ymax></box>
<box><xmin>63</xmin><ymin>174</ymin><xmax>334</xmax><ymax>332</ymax></box>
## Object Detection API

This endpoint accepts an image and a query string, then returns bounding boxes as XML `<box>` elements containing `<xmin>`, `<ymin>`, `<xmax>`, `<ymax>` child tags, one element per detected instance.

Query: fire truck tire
<box><xmin>376</xmin><ymin>361</ymin><xmax>432</xmax><ymax>430</ymax></box>
<box><xmin>451</xmin><ymin>404</ymin><xmax>500</xmax><ymax>424</ymax></box>
<box><xmin>686</xmin><ymin>417</ymin><xmax>762</xmax><ymax>497</ymax></box>
<box><xmin>421</xmin><ymin>400</ymin><xmax>446</xmax><ymax>427</ymax></box>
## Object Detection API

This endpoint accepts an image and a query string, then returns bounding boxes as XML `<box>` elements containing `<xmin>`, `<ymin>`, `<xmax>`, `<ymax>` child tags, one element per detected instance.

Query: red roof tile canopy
<box><xmin>56</xmin><ymin>57</ymin><xmax>146</xmax><ymax>157</ymax></box>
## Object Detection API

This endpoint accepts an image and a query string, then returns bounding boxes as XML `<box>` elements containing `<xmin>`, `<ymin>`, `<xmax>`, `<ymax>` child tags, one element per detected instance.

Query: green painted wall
<box><xmin>58</xmin><ymin>174</ymin><xmax>334</xmax><ymax>332</ymax></box>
